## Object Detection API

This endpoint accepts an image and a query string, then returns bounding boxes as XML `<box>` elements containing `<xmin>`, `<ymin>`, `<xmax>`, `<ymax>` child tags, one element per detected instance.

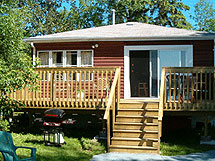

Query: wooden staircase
<box><xmin>109</xmin><ymin>100</ymin><xmax>160</xmax><ymax>153</ymax></box>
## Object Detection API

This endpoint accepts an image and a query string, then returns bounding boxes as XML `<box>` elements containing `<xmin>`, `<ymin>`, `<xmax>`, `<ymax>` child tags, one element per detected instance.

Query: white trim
<box><xmin>63</xmin><ymin>51</ymin><xmax>66</xmax><ymax>67</ymax></box>
<box><xmin>49</xmin><ymin>51</ymin><xmax>52</xmax><ymax>67</ymax></box>
<box><xmin>124</xmin><ymin>45</ymin><xmax>193</xmax><ymax>99</ymax></box>
<box><xmin>25</xmin><ymin>36</ymin><xmax>215</xmax><ymax>43</ymax></box>
<box><xmin>77</xmin><ymin>51</ymin><xmax>81</xmax><ymax>67</ymax></box>
<box><xmin>149</xmin><ymin>52</ymin><xmax>152</xmax><ymax>97</ymax></box>
<box><xmin>31</xmin><ymin>42</ymin><xmax>36</xmax><ymax>66</ymax></box>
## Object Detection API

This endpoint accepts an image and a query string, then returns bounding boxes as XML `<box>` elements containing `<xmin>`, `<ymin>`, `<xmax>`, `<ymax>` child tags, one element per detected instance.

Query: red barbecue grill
<box><xmin>43</xmin><ymin>109</ymin><xmax>75</xmax><ymax>147</ymax></box>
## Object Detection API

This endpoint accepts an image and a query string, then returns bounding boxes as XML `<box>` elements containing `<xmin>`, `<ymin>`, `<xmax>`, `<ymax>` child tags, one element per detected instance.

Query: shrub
<box><xmin>81</xmin><ymin>137</ymin><xmax>106</xmax><ymax>155</ymax></box>
<box><xmin>0</xmin><ymin>119</ymin><xmax>10</xmax><ymax>131</ymax></box>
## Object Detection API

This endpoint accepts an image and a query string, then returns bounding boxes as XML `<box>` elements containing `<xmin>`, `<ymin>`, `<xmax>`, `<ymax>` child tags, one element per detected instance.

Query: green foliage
<box><xmin>0</xmin><ymin>1</ymin><xmax>38</xmax><ymax>118</ymax></box>
<box><xmin>17</xmin><ymin>0</ymin><xmax>71</xmax><ymax>36</ymax></box>
<box><xmin>192</xmin><ymin>0</ymin><xmax>215</xmax><ymax>32</ymax></box>
<box><xmin>0</xmin><ymin>119</ymin><xmax>10</xmax><ymax>131</ymax></box>
<box><xmin>81</xmin><ymin>137</ymin><xmax>106</xmax><ymax>155</ymax></box>
<box><xmin>105</xmin><ymin>0</ymin><xmax>191</xmax><ymax>29</ymax></box>
<box><xmin>76</xmin><ymin>0</ymin><xmax>107</xmax><ymax>28</ymax></box>
<box><xmin>16</xmin><ymin>0</ymin><xmax>192</xmax><ymax>37</ymax></box>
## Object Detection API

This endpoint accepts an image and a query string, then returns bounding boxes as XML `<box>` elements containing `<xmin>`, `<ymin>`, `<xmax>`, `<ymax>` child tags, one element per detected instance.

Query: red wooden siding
<box><xmin>94</xmin><ymin>42</ymin><xmax>124</xmax><ymax>98</ymax></box>
<box><xmin>34</xmin><ymin>40</ymin><xmax>214</xmax><ymax>98</ymax></box>
<box><xmin>193</xmin><ymin>40</ymin><xmax>214</xmax><ymax>66</ymax></box>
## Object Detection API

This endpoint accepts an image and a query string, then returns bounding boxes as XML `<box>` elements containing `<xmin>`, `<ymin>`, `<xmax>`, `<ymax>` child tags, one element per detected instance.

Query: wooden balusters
<box><xmin>66</xmin><ymin>71</ymin><xmax>69</xmax><ymax>107</ymax></box>
<box><xmin>9</xmin><ymin>67</ymin><xmax>118</xmax><ymax>110</ymax></box>
<box><xmin>162</xmin><ymin>67</ymin><xmax>215</xmax><ymax>111</ymax></box>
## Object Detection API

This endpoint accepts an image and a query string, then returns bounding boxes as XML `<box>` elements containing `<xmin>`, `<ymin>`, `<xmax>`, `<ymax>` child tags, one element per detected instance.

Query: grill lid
<box><xmin>44</xmin><ymin>109</ymin><xmax>65</xmax><ymax>119</ymax></box>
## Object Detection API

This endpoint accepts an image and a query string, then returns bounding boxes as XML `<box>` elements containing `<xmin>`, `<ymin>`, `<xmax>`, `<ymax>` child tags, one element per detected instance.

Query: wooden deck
<box><xmin>159</xmin><ymin>67</ymin><xmax>215</xmax><ymax>113</ymax></box>
<box><xmin>8</xmin><ymin>67</ymin><xmax>215</xmax><ymax>154</ymax></box>
<box><xmin>9</xmin><ymin>67</ymin><xmax>120</xmax><ymax>110</ymax></box>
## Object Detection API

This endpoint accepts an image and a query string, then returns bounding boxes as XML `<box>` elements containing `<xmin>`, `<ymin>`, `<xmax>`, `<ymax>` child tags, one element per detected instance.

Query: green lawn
<box><xmin>1</xmin><ymin>129</ymin><xmax>215</xmax><ymax>160</ymax></box>
<box><xmin>0</xmin><ymin>133</ymin><xmax>106</xmax><ymax>161</ymax></box>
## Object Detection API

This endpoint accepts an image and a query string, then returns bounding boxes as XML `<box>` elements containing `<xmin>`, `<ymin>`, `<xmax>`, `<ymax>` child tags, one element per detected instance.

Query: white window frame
<box><xmin>37</xmin><ymin>51</ymin><xmax>50</xmax><ymax>67</ymax></box>
<box><xmin>124</xmin><ymin>45</ymin><xmax>193</xmax><ymax>99</ymax></box>
<box><xmin>36</xmin><ymin>50</ymin><xmax>94</xmax><ymax>67</ymax></box>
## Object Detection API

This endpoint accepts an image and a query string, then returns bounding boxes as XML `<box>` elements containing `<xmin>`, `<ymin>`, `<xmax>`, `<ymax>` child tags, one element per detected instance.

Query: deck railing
<box><xmin>10</xmin><ymin>67</ymin><xmax>119</xmax><ymax>110</ymax></box>
<box><xmin>103</xmin><ymin>67</ymin><xmax>121</xmax><ymax>150</ymax></box>
<box><xmin>159</xmin><ymin>67</ymin><xmax>215</xmax><ymax>111</ymax></box>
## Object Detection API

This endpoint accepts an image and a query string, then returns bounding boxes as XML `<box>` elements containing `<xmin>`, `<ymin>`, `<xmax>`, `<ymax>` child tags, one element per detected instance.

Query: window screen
<box><xmin>38</xmin><ymin>52</ymin><xmax>49</xmax><ymax>66</ymax></box>
<box><xmin>66</xmin><ymin>51</ymin><xmax>77</xmax><ymax>66</ymax></box>
<box><xmin>81</xmin><ymin>51</ymin><xmax>92</xmax><ymax>66</ymax></box>
<box><xmin>53</xmin><ymin>52</ymin><xmax>63</xmax><ymax>66</ymax></box>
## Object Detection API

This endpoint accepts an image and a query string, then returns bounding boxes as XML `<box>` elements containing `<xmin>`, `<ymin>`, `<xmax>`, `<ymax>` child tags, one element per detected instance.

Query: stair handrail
<box><xmin>103</xmin><ymin>67</ymin><xmax>120</xmax><ymax>150</ymax></box>
<box><xmin>158</xmin><ymin>68</ymin><xmax>166</xmax><ymax>122</ymax></box>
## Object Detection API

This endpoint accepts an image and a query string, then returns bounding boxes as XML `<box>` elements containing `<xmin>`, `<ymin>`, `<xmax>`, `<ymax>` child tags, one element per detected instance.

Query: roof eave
<box><xmin>24</xmin><ymin>36</ymin><xmax>215</xmax><ymax>43</ymax></box>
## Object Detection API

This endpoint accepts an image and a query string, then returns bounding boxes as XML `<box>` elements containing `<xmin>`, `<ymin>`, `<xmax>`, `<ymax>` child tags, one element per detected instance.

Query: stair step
<box><xmin>113</xmin><ymin>129</ymin><xmax>158</xmax><ymax>138</ymax></box>
<box><xmin>113</xmin><ymin>129</ymin><xmax>158</xmax><ymax>133</ymax></box>
<box><xmin>117</xmin><ymin>109</ymin><xmax>158</xmax><ymax>116</ymax></box>
<box><xmin>119</xmin><ymin>101</ymin><xmax>159</xmax><ymax>109</ymax></box>
<box><xmin>109</xmin><ymin>145</ymin><xmax>158</xmax><ymax>153</ymax></box>
<box><xmin>118</xmin><ymin>109</ymin><xmax>158</xmax><ymax>111</ymax></box>
<box><xmin>119</xmin><ymin>103</ymin><xmax>159</xmax><ymax>109</ymax></box>
<box><xmin>114</xmin><ymin>122</ymin><xmax>158</xmax><ymax>130</ymax></box>
<box><xmin>111</xmin><ymin>137</ymin><xmax>158</xmax><ymax>147</ymax></box>
<box><xmin>116</xmin><ymin>115</ymin><xmax>158</xmax><ymax>123</ymax></box>
<box><xmin>111</xmin><ymin>137</ymin><xmax>158</xmax><ymax>142</ymax></box>
<box><xmin>116</xmin><ymin>115</ymin><xmax>158</xmax><ymax>119</ymax></box>
<box><xmin>114</xmin><ymin>122</ymin><xmax>158</xmax><ymax>126</ymax></box>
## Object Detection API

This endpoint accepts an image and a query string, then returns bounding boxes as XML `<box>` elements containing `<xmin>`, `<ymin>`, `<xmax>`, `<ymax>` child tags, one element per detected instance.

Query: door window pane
<box><xmin>53</xmin><ymin>52</ymin><xmax>63</xmax><ymax>66</ymax></box>
<box><xmin>159</xmin><ymin>50</ymin><xmax>181</xmax><ymax>75</ymax></box>
<box><xmin>81</xmin><ymin>51</ymin><xmax>92</xmax><ymax>66</ymax></box>
<box><xmin>130</xmin><ymin>50</ymin><xmax>149</xmax><ymax>97</ymax></box>
<box><xmin>66</xmin><ymin>51</ymin><xmax>77</xmax><ymax>66</ymax></box>
<box><xmin>38</xmin><ymin>52</ymin><xmax>49</xmax><ymax>66</ymax></box>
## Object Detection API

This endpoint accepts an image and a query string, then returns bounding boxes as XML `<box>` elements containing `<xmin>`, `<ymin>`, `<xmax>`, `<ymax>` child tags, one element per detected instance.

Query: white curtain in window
<box><xmin>52</xmin><ymin>52</ymin><xmax>57</xmax><ymax>66</ymax></box>
<box><xmin>39</xmin><ymin>52</ymin><xmax>49</xmax><ymax>66</ymax></box>
<box><xmin>81</xmin><ymin>51</ymin><xmax>92</xmax><ymax>66</ymax></box>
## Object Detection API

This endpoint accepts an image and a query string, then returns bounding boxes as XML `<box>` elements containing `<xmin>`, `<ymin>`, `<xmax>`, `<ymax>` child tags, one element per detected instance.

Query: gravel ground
<box><xmin>91</xmin><ymin>151</ymin><xmax>215</xmax><ymax>161</ymax></box>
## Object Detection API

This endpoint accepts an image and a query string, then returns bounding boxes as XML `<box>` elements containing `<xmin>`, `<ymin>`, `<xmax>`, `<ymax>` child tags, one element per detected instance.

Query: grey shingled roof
<box><xmin>25</xmin><ymin>22</ymin><xmax>215</xmax><ymax>42</ymax></box>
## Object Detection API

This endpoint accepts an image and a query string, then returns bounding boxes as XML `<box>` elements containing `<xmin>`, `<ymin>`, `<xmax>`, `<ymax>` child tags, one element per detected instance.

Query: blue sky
<box><xmin>181</xmin><ymin>0</ymin><xmax>199</xmax><ymax>25</ymax></box>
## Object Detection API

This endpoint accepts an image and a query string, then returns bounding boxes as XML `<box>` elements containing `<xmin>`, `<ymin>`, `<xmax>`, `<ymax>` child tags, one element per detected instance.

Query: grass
<box><xmin>2</xmin><ymin>127</ymin><xmax>215</xmax><ymax>160</ymax></box>
<box><xmin>0</xmin><ymin>132</ymin><xmax>106</xmax><ymax>161</ymax></box>
<box><xmin>160</xmin><ymin>128</ymin><xmax>215</xmax><ymax>156</ymax></box>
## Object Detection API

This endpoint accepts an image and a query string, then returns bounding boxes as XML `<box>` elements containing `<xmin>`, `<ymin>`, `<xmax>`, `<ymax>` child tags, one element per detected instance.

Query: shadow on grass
<box><xmin>18</xmin><ymin>151</ymin><xmax>92</xmax><ymax>161</ymax></box>
<box><xmin>161</xmin><ymin>128</ymin><xmax>215</xmax><ymax>156</ymax></box>
<box><xmin>25</xmin><ymin>139</ymin><xmax>44</xmax><ymax>145</ymax></box>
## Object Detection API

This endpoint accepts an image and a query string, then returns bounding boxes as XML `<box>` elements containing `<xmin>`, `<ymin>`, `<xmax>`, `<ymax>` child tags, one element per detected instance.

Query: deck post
<box><xmin>204</xmin><ymin>116</ymin><xmax>208</xmax><ymax>137</ymax></box>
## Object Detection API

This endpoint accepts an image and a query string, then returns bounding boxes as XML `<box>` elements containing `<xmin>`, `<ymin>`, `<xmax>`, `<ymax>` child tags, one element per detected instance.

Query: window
<box><xmin>37</xmin><ymin>50</ymin><xmax>93</xmax><ymax>67</ymax></box>
<box><xmin>38</xmin><ymin>52</ymin><xmax>49</xmax><ymax>66</ymax></box>
<box><xmin>81</xmin><ymin>51</ymin><xmax>93</xmax><ymax>66</ymax></box>
<box><xmin>53</xmin><ymin>52</ymin><xmax>63</xmax><ymax>66</ymax></box>
<box><xmin>66</xmin><ymin>51</ymin><xmax>77</xmax><ymax>66</ymax></box>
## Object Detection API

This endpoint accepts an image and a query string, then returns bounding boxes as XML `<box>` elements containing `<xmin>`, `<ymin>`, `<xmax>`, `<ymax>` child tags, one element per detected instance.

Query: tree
<box><xmin>75</xmin><ymin>0</ymin><xmax>107</xmax><ymax>28</ymax></box>
<box><xmin>17</xmin><ymin>0</ymin><xmax>191</xmax><ymax>37</ymax></box>
<box><xmin>150</xmin><ymin>0</ymin><xmax>191</xmax><ymax>29</ymax></box>
<box><xmin>192</xmin><ymin>0</ymin><xmax>215</xmax><ymax>32</ymax></box>
<box><xmin>105</xmin><ymin>0</ymin><xmax>191</xmax><ymax>29</ymax></box>
<box><xmin>17</xmin><ymin>0</ymin><xmax>79</xmax><ymax>37</ymax></box>
<box><xmin>0</xmin><ymin>1</ymin><xmax>38</xmax><ymax>120</ymax></box>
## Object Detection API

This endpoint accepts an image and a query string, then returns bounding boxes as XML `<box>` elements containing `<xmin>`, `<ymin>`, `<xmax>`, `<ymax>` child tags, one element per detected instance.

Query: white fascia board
<box><xmin>24</xmin><ymin>36</ymin><xmax>215</xmax><ymax>43</ymax></box>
